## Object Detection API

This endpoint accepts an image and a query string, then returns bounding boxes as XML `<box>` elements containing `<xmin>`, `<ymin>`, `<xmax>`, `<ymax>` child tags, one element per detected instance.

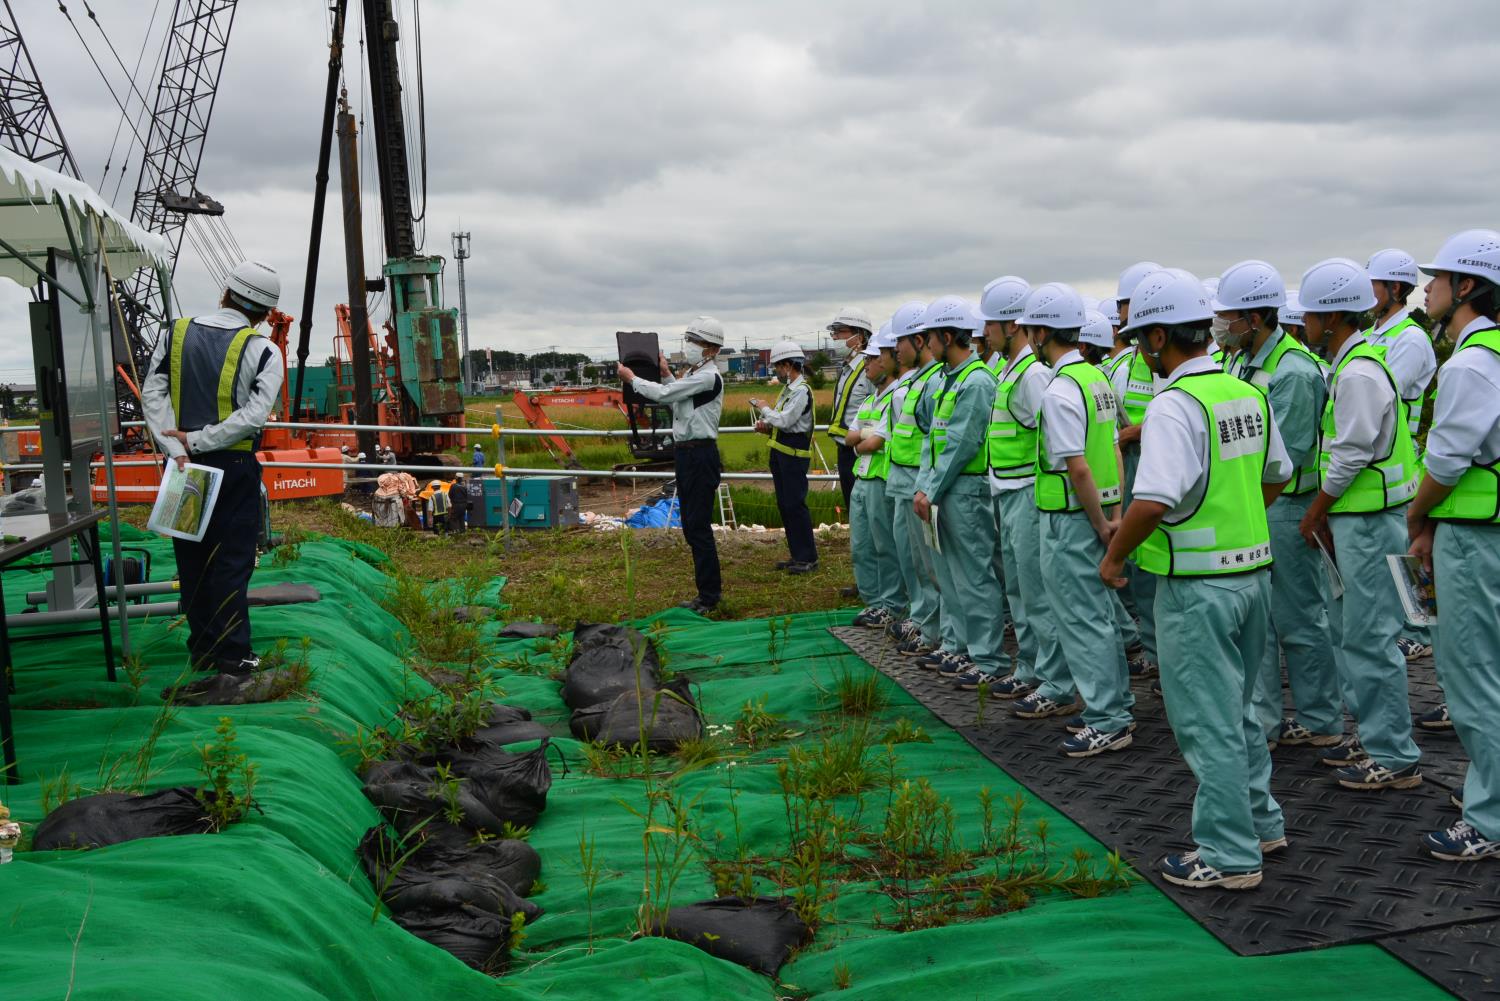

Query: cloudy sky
<box><xmin>4</xmin><ymin>0</ymin><xmax>1498</xmax><ymax>381</ymax></box>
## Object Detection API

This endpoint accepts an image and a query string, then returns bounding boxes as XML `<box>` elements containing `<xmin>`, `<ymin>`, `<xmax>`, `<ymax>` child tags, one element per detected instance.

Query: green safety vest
<box><xmin>168</xmin><ymin>317</ymin><xmax>258</xmax><ymax>453</ymax></box>
<box><xmin>852</xmin><ymin>383</ymin><xmax>897</xmax><ymax>481</ymax></box>
<box><xmin>1365</xmin><ymin>315</ymin><xmax>1432</xmax><ymax>436</ymax></box>
<box><xmin>1035</xmin><ymin>361</ymin><xmax>1122</xmax><ymax>512</ymax></box>
<box><xmin>888</xmin><ymin>362</ymin><xmax>943</xmax><ymax>468</ymax></box>
<box><xmin>1134</xmin><ymin>372</ymin><xmax>1275</xmax><ymax>576</ymax></box>
<box><xmin>1233</xmin><ymin>330</ymin><xmax>1322</xmax><ymax>496</ymax></box>
<box><xmin>988</xmin><ymin>352</ymin><xmax>1040</xmax><ymax>480</ymax></box>
<box><xmin>1318</xmin><ymin>341</ymin><xmax>1420</xmax><ymax>514</ymax></box>
<box><xmin>927</xmin><ymin>358</ymin><xmax>991</xmax><ymax>476</ymax></box>
<box><xmin>1120</xmin><ymin>348</ymin><xmax>1156</xmax><ymax>427</ymax></box>
<box><xmin>767</xmin><ymin>380</ymin><xmax>812</xmax><ymax>458</ymax></box>
<box><xmin>1430</xmin><ymin>327</ymin><xmax>1500</xmax><ymax>523</ymax></box>
<box><xmin>827</xmin><ymin>356</ymin><xmax>868</xmax><ymax>439</ymax></box>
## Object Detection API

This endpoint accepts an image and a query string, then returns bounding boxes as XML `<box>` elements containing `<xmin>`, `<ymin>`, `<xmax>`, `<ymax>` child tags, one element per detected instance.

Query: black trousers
<box><xmin>770</xmin><ymin>449</ymin><xmax>817</xmax><ymax>564</ymax></box>
<box><xmin>835</xmin><ymin>442</ymin><xmax>856</xmax><ymax>512</ymax></box>
<box><xmin>674</xmin><ymin>444</ymin><xmax>722</xmax><ymax>604</ymax></box>
<box><xmin>173</xmin><ymin>451</ymin><xmax>261</xmax><ymax>668</ymax></box>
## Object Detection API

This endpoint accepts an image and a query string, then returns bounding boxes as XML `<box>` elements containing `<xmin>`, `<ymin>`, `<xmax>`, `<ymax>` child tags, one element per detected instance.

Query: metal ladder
<box><xmin>716</xmin><ymin>482</ymin><xmax>737</xmax><ymax>529</ymax></box>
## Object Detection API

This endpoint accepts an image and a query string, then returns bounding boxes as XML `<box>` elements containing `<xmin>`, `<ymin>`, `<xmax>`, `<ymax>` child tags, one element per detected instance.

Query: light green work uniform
<box><xmin>1036</xmin><ymin>356</ymin><xmax>1127</xmax><ymax>727</ymax></box>
<box><xmin>887</xmin><ymin>362</ymin><xmax>944</xmax><ymax>646</ymax></box>
<box><xmin>850</xmin><ymin>382</ymin><xmax>905</xmax><ymax>613</ymax></box>
<box><xmin>917</xmin><ymin>354</ymin><xmax>1004</xmax><ymax>673</ymax></box>
<box><xmin>1320</xmin><ymin>340</ymin><xmax>1422</xmax><ymax>771</ymax></box>
<box><xmin>1232</xmin><ymin>330</ymin><xmax>1342</xmax><ymax>739</ymax></box>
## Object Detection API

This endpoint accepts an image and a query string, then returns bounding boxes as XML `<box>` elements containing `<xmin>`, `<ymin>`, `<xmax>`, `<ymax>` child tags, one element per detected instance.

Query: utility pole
<box><xmin>452</xmin><ymin>231</ymin><xmax>471</xmax><ymax>392</ymax></box>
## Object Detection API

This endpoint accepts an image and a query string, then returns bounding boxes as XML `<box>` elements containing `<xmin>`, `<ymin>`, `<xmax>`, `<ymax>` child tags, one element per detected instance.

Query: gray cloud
<box><xmin>2</xmin><ymin>0</ymin><xmax>1497</xmax><ymax>383</ymax></box>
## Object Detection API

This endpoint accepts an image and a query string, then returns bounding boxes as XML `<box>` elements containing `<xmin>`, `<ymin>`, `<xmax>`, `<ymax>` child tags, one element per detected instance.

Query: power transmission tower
<box><xmin>0</xmin><ymin>0</ymin><xmax>80</xmax><ymax>178</ymax></box>
<box><xmin>452</xmin><ymin>231</ymin><xmax>471</xmax><ymax>390</ymax></box>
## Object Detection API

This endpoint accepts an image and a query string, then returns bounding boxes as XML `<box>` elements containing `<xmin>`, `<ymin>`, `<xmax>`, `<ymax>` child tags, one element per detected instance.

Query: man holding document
<box><xmin>142</xmin><ymin>260</ymin><xmax>284</xmax><ymax>674</ymax></box>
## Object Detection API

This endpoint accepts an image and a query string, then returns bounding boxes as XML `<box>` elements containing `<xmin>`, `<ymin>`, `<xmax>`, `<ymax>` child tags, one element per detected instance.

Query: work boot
<box><xmin>787</xmin><ymin>561</ymin><xmax>819</xmax><ymax>576</ymax></box>
<box><xmin>678</xmin><ymin>597</ymin><xmax>719</xmax><ymax>615</ymax></box>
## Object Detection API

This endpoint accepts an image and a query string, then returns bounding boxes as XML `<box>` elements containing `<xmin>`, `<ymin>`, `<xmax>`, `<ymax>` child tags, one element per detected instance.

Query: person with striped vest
<box><xmin>911</xmin><ymin>295</ymin><xmax>1004</xmax><ymax>692</ymax></box>
<box><xmin>1407</xmin><ymin>229</ymin><xmax>1500</xmax><ymax>861</ymax></box>
<box><xmin>751</xmin><ymin>340</ymin><xmax>818</xmax><ymax>574</ymax></box>
<box><xmin>1297</xmin><ymin>258</ymin><xmax>1423</xmax><ymax>792</ymax></box>
<box><xmin>1364</xmin><ymin>248</ymin><xmax>1440</xmax><ymax>666</ymax></box>
<box><xmin>1011</xmin><ymin>283</ymin><xmax>1132</xmax><ymax>755</ymax></box>
<box><xmin>142</xmin><ymin>260</ymin><xmax>284</xmax><ymax>675</ymax></box>
<box><xmin>1215</xmin><ymin>261</ymin><xmax>1343</xmax><ymax>754</ymax></box>
<box><xmin>882</xmin><ymin>302</ymin><xmax>947</xmax><ymax>657</ymax></box>
<box><xmin>847</xmin><ymin>324</ymin><xmax>906</xmax><ymax>627</ymax></box>
<box><xmin>1103</xmin><ymin>268</ymin><xmax>1293</xmax><ymax>891</ymax></box>
<box><xmin>826</xmin><ymin>306</ymin><xmax>877</xmax><ymax>511</ymax></box>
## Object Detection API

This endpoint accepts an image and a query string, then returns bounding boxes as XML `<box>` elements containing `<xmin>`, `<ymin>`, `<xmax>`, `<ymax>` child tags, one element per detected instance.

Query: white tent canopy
<box><xmin>0</xmin><ymin>146</ymin><xmax>170</xmax><ymax>288</ymax></box>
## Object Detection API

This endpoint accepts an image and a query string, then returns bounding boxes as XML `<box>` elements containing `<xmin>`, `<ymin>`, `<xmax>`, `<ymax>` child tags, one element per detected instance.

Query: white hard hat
<box><xmin>356</xmin><ymin>451</ymin><xmax>367</xmax><ymax>460</ymax></box>
<box><xmin>1079</xmin><ymin>309</ymin><xmax>1114</xmax><ymax>349</ymax></box>
<box><xmin>1020</xmin><ymin>283</ymin><xmax>1087</xmax><ymax>330</ymax></box>
<box><xmin>1419</xmin><ymin>229</ymin><xmax>1500</xmax><ymax>285</ymax></box>
<box><xmin>1278</xmin><ymin>291</ymin><xmax>1305</xmax><ymax>327</ymax></box>
<box><xmin>891</xmin><ymin>300</ymin><xmax>928</xmax><ymax>337</ymax></box>
<box><xmin>1214</xmin><ymin>260</ymin><xmax>1286</xmax><ymax>312</ymax></box>
<box><xmin>769</xmin><ymin>339</ymin><xmax>805</xmax><ymax>364</ymax></box>
<box><xmin>340</xmin><ymin>445</ymin><xmax>350</xmax><ymax>454</ymax></box>
<box><xmin>827</xmin><ymin>306</ymin><xmax>874</xmax><ymax>334</ymax></box>
<box><xmin>1367</xmin><ymin>248</ymin><xmax>1420</xmax><ymax>286</ymax></box>
<box><xmin>225</xmin><ymin>260</ymin><xmax>280</xmax><ymax>311</ymax></box>
<box><xmin>1298</xmin><ymin>258</ymin><xmax>1377</xmax><ymax>314</ymax></box>
<box><xmin>978</xmin><ymin>276</ymin><xmax>1031</xmax><ymax>321</ymax></box>
<box><xmin>1096</xmin><ymin>296</ymin><xmax>1118</xmax><ymax>322</ymax></box>
<box><xmin>1200</xmin><ymin>277</ymin><xmax>1220</xmax><ymax>300</ymax></box>
<box><xmin>1120</xmin><ymin>269</ymin><xmax>1215</xmax><ymax>333</ymax></box>
<box><xmin>916</xmin><ymin>294</ymin><xmax>976</xmax><ymax>333</ymax></box>
<box><xmin>864</xmin><ymin>322</ymin><xmax>898</xmax><ymax>355</ymax></box>
<box><xmin>1116</xmin><ymin>261</ymin><xmax>1163</xmax><ymax>301</ymax></box>
<box><xmin>685</xmin><ymin>316</ymin><xmax>725</xmax><ymax>346</ymax></box>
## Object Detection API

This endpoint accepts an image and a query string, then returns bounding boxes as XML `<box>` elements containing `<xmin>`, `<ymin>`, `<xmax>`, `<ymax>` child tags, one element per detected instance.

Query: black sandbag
<box><xmin>569</xmin><ymin>677</ymin><xmax>702</xmax><ymax>751</ymax></box>
<box><xmin>363</xmin><ymin>741</ymin><xmax>552</xmax><ymax>834</ymax></box>
<box><xmin>497</xmin><ymin>621</ymin><xmax>560</xmax><ymax>639</ymax></box>
<box><xmin>168</xmin><ymin>669</ymin><xmax>303</xmax><ymax>706</ymax></box>
<box><xmin>359</xmin><ymin>825</ymin><xmax>542</xmax><ymax>908</ymax></box>
<box><xmin>559</xmin><ymin>622</ymin><xmax>662</xmax><ymax>709</ymax></box>
<box><xmin>661</xmin><ymin>896</ymin><xmax>812</xmax><ymax>976</ymax></box>
<box><xmin>473</xmin><ymin>718</ymin><xmax>551</xmax><ymax>746</ymax></box>
<box><xmin>393</xmin><ymin>903</ymin><xmax>512</xmax><ymax>973</ymax></box>
<box><xmin>32</xmin><ymin>787</ymin><xmax>211</xmax><ymax>850</ymax></box>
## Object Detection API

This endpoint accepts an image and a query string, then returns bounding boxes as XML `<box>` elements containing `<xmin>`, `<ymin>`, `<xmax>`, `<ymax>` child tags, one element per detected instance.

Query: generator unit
<box><xmin>476</xmin><ymin>476</ymin><xmax>580</xmax><ymax>530</ymax></box>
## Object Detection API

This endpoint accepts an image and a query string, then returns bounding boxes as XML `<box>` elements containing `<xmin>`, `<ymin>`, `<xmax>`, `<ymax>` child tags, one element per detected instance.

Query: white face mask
<box><xmin>1210</xmin><ymin>315</ymin><xmax>1232</xmax><ymax>348</ymax></box>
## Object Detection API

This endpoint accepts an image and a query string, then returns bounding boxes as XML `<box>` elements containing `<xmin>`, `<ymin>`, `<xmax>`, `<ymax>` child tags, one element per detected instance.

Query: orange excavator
<box><xmin>510</xmin><ymin>386</ymin><xmax>674</xmax><ymax>469</ymax></box>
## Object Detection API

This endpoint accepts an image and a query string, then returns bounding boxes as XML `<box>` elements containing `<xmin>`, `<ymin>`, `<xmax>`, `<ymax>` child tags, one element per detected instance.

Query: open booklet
<box><xmin>1313</xmin><ymin>534</ymin><xmax>1343</xmax><ymax>601</ymax></box>
<box><xmin>921</xmin><ymin>504</ymin><xmax>941</xmax><ymax>554</ymax></box>
<box><xmin>148</xmin><ymin>461</ymin><xmax>224</xmax><ymax>543</ymax></box>
<box><xmin>1387</xmin><ymin>554</ymin><xmax>1438</xmax><ymax>627</ymax></box>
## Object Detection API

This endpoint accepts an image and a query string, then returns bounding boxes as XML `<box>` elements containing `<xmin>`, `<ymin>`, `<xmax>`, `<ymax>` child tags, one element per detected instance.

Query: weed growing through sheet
<box><xmin>196</xmin><ymin>716</ymin><xmax>260</xmax><ymax>831</ymax></box>
<box><xmin>732</xmin><ymin>696</ymin><xmax>790</xmax><ymax>749</ymax></box>
<box><xmin>818</xmin><ymin>662</ymin><xmax>890</xmax><ymax>717</ymax></box>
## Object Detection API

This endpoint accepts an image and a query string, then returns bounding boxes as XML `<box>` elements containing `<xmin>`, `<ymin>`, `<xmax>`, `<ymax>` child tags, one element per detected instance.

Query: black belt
<box><xmin>675</xmin><ymin>438</ymin><xmax>717</xmax><ymax>449</ymax></box>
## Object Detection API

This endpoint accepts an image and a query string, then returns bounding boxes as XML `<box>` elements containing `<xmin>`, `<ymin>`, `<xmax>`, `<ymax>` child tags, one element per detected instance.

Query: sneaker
<box><xmin>886</xmin><ymin>618</ymin><xmax>919</xmax><ymax>642</ymax></box>
<box><xmin>1422</xmin><ymin>820</ymin><xmax>1500</xmax><ymax>862</ymax></box>
<box><xmin>1014</xmin><ymin>692</ymin><xmax>1082</xmax><ymax>719</ymax></box>
<box><xmin>1161</xmin><ymin>851</ymin><xmax>1263</xmax><ymax>890</ymax></box>
<box><xmin>937</xmin><ymin>654</ymin><xmax>973</xmax><ymax>679</ymax></box>
<box><xmin>1320</xmin><ymin>735</ymin><xmax>1370</xmax><ymax>768</ymax></box>
<box><xmin>1127</xmin><ymin>654</ymin><xmax>1158</xmax><ymax>679</ymax></box>
<box><xmin>915</xmin><ymin>649</ymin><xmax>950</xmax><ymax>671</ymax></box>
<box><xmin>1149</xmin><ymin>678</ymin><xmax>1162</xmax><ymax>697</ymax></box>
<box><xmin>953</xmin><ymin>668</ymin><xmax>992</xmax><ymax>692</ymax></box>
<box><xmin>1066</xmin><ymin>714</ymin><xmax>1137</xmax><ymax>735</ymax></box>
<box><xmin>1061</xmin><ymin>725</ymin><xmax>1134</xmax><ymax>758</ymax></box>
<box><xmin>1417</xmin><ymin>703</ymin><xmax>1453</xmax><ymax>730</ymax></box>
<box><xmin>1396</xmin><ymin>637</ymin><xmax>1433</xmax><ymax>661</ymax></box>
<box><xmin>1278</xmin><ymin>719</ymin><xmax>1343</xmax><ymax>747</ymax></box>
<box><xmin>898</xmin><ymin>637</ymin><xmax>935</xmax><ymax>657</ymax></box>
<box><xmin>987</xmin><ymin>673</ymin><xmax>1034</xmax><ymax>699</ymax></box>
<box><xmin>854</xmin><ymin>607</ymin><xmax>893</xmax><ymax>629</ymax></box>
<box><xmin>1335</xmin><ymin>759</ymin><xmax>1423</xmax><ymax>791</ymax></box>
<box><xmin>1259</xmin><ymin>836</ymin><xmax>1289</xmax><ymax>856</ymax></box>
<box><xmin>1003</xmin><ymin>621</ymin><xmax>1017</xmax><ymax>644</ymax></box>
<box><xmin>786</xmin><ymin>561</ymin><xmax>820</xmax><ymax>575</ymax></box>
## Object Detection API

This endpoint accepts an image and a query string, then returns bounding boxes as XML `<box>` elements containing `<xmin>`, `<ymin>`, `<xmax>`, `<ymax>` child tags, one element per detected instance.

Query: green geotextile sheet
<box><xmin>0</xmin><ymin>526</ymin><xmax>1444</xmax><ymax>1000</ymax></box>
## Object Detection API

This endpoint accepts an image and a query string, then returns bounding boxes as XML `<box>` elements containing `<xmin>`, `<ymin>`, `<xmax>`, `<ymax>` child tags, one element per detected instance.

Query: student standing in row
<box><xmin>847</xmin><ymin>325</ymin><xmax>906</xmax><ymax>627</ymax></box>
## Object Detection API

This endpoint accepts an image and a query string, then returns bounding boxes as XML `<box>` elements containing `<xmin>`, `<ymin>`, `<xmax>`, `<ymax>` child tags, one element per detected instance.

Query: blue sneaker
<box><xmin>1066</xmin><ymin>714</ymin><xmax>1137</xmax><ymax>735</ymax></box>
<box><xmin>1127</xmin><ymin>654</ymin><xmax>1158</xmax><ymax>679</ymax></box>
<box><xmin>886</xmin><ymin>618</ymin><xmax>920</xmax><ymax>642</ymax></box>
<box><xmin>1422</xmin><ymin>820</ymin><xmax>1500</xmax><ymax>861</ymax></box>
<box><xmin>1061</xmin><ymin>725</ymin><xmax>1134</xmax><ymax>758</ymax></box>
<box><xmin>1161</xmin><ymin>850</ymin><xmax>1263</xmax><ymax>890</ymax></box>
<box><xmin>915</xmin><ymin>649</ymin><xmax>949</xmax><ymax>670</ymax></box>
<box><xmin>1334</xmin><ymin>759</ymin><xmax>1422</xmax><ymax>791</ymax></box>
<box><xmin>1417</xmin><ymin>703</ymin><xmax>1452</xmax><ymax>730</ymax></box>
<box><xmin>854</xmin><ymin>607</ymin><xmax>895</xmax><ymax>629</ymax></box>
<box><xmin>898</xmin><ymin>635</ymin><xmax>935</xmax><ymax>656</ymax></box>
<box><xmin>1319</xmin><ymin>735</ymin><xmax>1370</xmax><ymax>768</ymax></box>
<box><xmin>1014</xmin><ymin>692</ymin><xmax>1081</xmax><ymax>719</ymax></box>
<box><xmin>988</xmin><ymin>673</ymin><xmax>1034</xmax><ymax>699</ymax></box>
<box><xmin>937</xmin><ymin>654</ymin><xmax>972</xmax><ymax>679</ymax></box>
<box><xmin>952</xmin><ymin>668</ymin><xmax>991</xmax><ymax>692</ymax></box>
